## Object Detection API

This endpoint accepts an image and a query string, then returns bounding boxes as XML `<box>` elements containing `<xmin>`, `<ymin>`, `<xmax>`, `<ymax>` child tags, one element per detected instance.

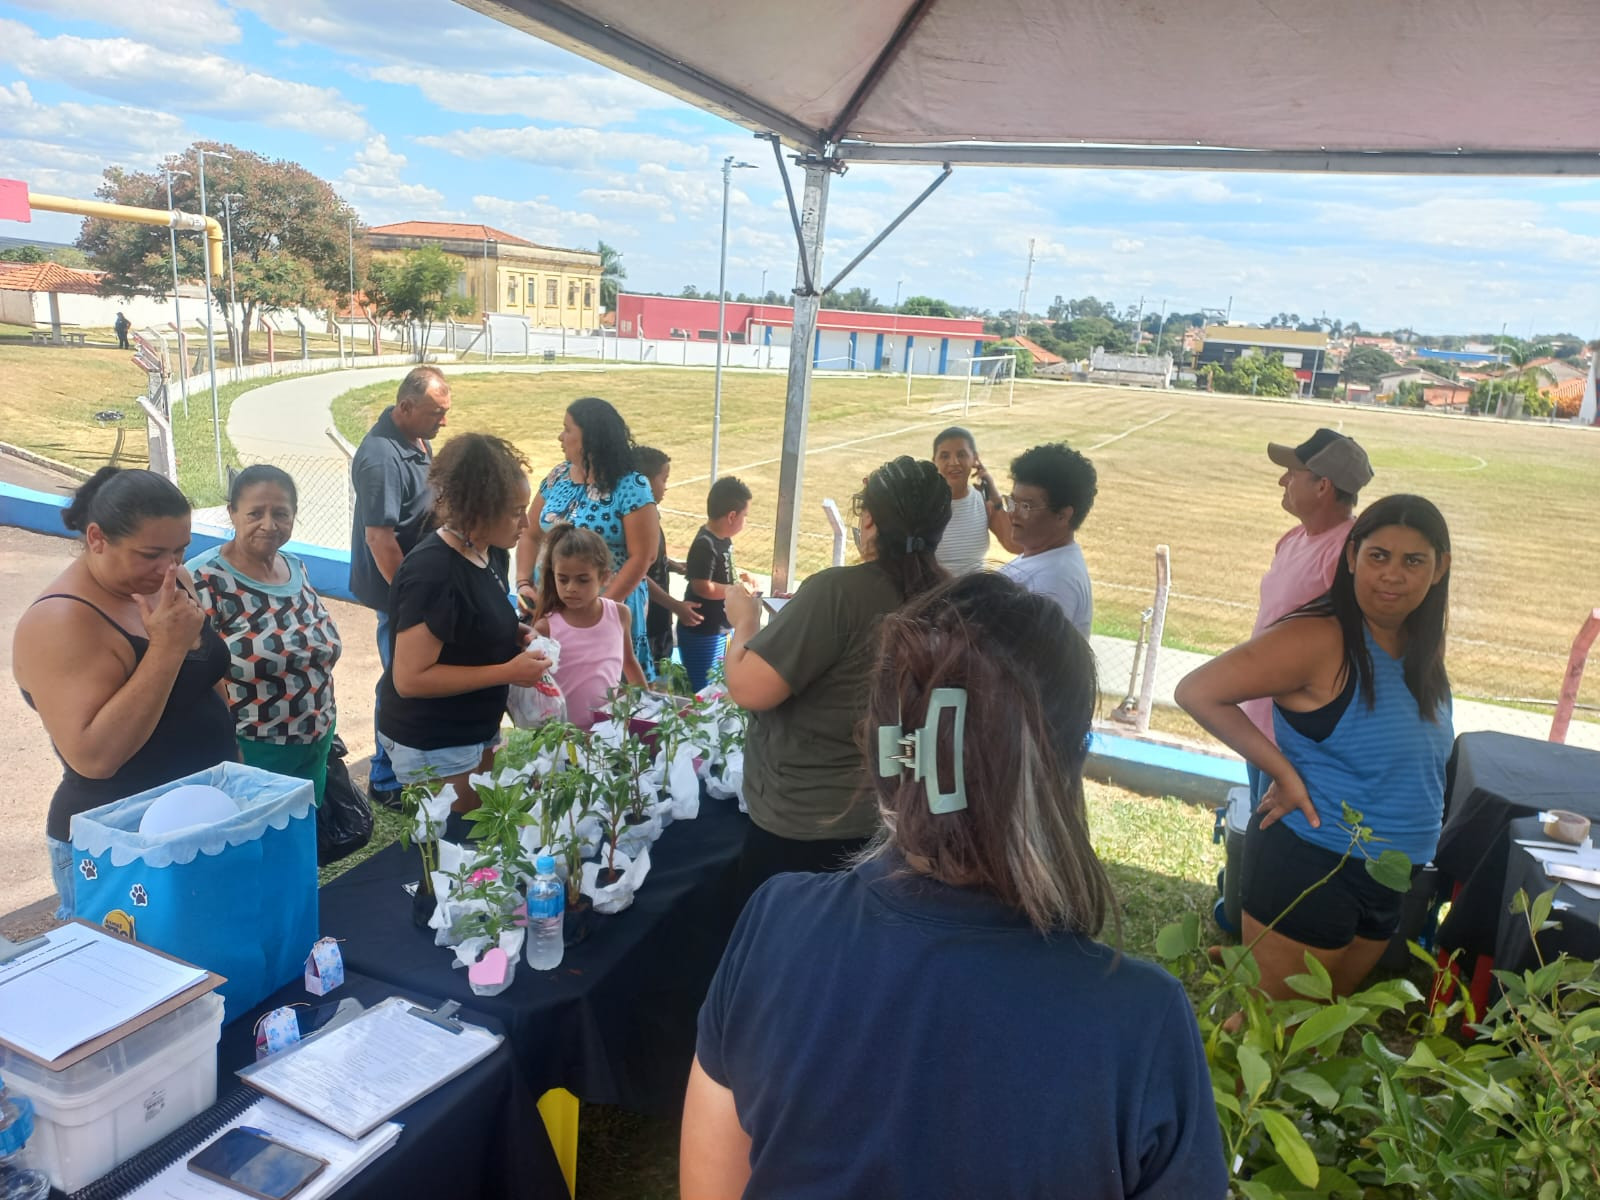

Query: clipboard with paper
<box><xmin>236</xmin><ymin>996</ymin><xmax>502</xmax><ymax>1140</ymax></box>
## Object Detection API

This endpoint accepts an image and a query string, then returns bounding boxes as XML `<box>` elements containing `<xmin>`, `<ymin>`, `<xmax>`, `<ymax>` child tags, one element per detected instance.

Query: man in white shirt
<box><xmin>998</xmin><ymin>442</ymin><xmax>1097</xmax><ymax>637</ymax></box>
<box><xmin>1241</xmin><ymin>427</ymin><xmax>1374</xmax><ymax>799</ymax></box>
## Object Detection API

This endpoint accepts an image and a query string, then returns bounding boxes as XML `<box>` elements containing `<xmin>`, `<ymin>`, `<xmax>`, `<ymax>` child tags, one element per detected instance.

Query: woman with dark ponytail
<box><xmin>722</xmin><ymin>455</ymin><xmax>951</xmax><ymax>898</ymax></box>
<box><xmin>13</xmin><ymin>468</ymin><xmax>236</xmax><ymax>918</ymax></box>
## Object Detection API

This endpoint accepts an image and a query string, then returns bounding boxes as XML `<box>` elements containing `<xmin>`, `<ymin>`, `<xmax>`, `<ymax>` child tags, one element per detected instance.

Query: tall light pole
<box><xmin>220</xmin><ymin>193</ymin><xmax>241</xmax><ymax>373</ymax></box>
<box><xmin>347</xmin><ymin>217</ymin><xmax>358</xmax><ymax>361</ymax></box>
<box><xmin>759</xmin><ymin>267</ymin><xmax>768</xmax><ymax>302</ymax></box>
<box><xmin>711</xmin><ymin>155</ymin><xmax>757</xmax><ymax>481</ymax></box>
<box><xmin>195</xmin><ymin>147</ymin><xmax>230</xmax><ymax>488</ymax></box>
<box><xmin>161</xmin><ymin>166</ymin><xmax>191</xmax><ymax>415</ymax></box>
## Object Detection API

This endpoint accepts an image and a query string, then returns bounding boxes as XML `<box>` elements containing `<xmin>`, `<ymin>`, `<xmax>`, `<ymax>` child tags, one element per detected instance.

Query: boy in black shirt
<box><xmin>679</xmin><ymin>476</ymin><xmax>752</xmax><ymax>690</ymax></box>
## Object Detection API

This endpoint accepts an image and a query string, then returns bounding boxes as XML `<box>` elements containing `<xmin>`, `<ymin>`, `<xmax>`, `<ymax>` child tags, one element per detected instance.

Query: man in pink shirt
<box><xmin>1241</xmin><ymin>428</ymin><xmax>1374</xmax><ymax>800</ymax></box>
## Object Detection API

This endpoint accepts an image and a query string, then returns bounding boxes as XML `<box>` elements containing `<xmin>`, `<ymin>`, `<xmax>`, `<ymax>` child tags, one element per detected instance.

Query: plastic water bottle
<box><xmin>0</xmin><ymin>1076</ymin><xmax>49</xmax><ymax>1200</ymax></box>
<box><xmin>525</xmin><ymin>855</ymin><xmax>565</xmax><ymax>971</ymax></box>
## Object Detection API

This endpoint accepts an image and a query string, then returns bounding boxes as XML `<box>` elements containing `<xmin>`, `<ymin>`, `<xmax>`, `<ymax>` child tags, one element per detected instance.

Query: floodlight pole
<box><xmin>162</xmin><ymin>167</ymin><xmax>191</xmax><ymax>415</ymax></box>
<box><xmin>712</xmin><ymin>156</ymin><xmax>758</xmax><ymax>481</ymax></box>
<box><xmin>221</xmin><ymin>193</ymin><xmax>241</xmax><ymax>375</ymax></box>
<box><xmin>196</xmin><ymin>148</ymin><xmax>230</xmax><ymax>488</ymax></box>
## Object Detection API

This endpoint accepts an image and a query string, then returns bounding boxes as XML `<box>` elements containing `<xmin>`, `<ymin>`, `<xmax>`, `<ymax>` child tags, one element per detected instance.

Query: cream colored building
<box><xmin>366</xmin><ymin>221</ymin><xmax>602</xmax><ymax>330</ymax></box>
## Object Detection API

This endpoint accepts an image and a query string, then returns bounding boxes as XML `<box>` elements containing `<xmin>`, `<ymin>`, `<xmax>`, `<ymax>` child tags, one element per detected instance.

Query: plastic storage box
<box><xmin>0</xmin><ymin>991</ymin><xmax>223</xmax><ymax>1192</ymax></box>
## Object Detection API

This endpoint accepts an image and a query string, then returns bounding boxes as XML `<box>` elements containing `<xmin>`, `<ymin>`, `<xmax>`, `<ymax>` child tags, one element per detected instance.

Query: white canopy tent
<box><xmin>459</xmin><ymin>0</ymin><xmax>1600</xmax><ymax>587</ymax></box>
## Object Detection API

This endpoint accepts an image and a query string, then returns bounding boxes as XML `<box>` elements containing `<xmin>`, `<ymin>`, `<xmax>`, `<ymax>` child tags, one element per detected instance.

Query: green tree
<box><xmin>1201</xmin><ymin>351</ymin><xmax>1297</xmax><ymax>397</ymax></box>
<box><xmin>0</xmin><ymin>245</ymin><xmax>46</xmax><ymax>263</ymax></box>
<box><xmin>76</xmin><ymin>142</ymin><xmax>356</xmax><ymax>357</ymax></box>
<box><xmin>1341</xmin><ymin>344</ymin><xmax>1402</xmax><ymax>386</ymax></box>
<box><xmin>1468</xmin><ymin>373</ymin><xmax>1549</xmax><ymax>418</ymax></box>
<box><xmin>1392</xmin><ymin>380</ymin><xmax>1427</xmax><ymax>408</ymax></box>
<box><xmin>900</xmin><ymin>294</ymin><xmax>956</xmax><ymax>318</ymax></box>
<box><xmin>598</xmin><ymin>241</ymin><xmax>625</xmax><ymax>311</ymax></box>
<box><xmin>365</xmin><ymin>245</ymin><xmax>475</xmax><ymax>361</ymax></box>
<box><xmin>982</xmin><ymin>341</ymin><xmax>1033</xmax><ymax>377</ymax></box>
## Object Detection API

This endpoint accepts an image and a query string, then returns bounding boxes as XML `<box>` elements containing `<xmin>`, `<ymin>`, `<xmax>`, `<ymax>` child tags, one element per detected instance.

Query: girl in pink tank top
<box><xmin>533</xmin><ymin>524</ymin><xmax>645</xmax><ymax>729</ymax></box>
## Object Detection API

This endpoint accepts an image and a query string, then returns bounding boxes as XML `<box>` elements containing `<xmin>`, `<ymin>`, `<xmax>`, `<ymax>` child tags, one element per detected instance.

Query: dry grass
<box><xmin>0</xmin><ymin>341</ymin><xmax>153</xmax><ymax>471</ymax></box>
<box><xmin>331</xmin><ymin>367</ymin><xmax>1600</xmax><ymax>717</ymax></box>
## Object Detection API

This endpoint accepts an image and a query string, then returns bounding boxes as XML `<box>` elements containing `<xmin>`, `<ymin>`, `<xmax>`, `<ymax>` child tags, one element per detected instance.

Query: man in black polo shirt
<box><xmin>349</xmin><ymin>365</ymin><xmax>451</xmax><ymax>806</ymax></box>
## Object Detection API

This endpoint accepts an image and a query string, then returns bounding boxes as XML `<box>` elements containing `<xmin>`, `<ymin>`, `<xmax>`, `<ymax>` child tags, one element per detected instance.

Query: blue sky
<box><xmin>3</xmin><ymin>0</ymin><xmax>1599</xmax><ymax>338</ymax></box>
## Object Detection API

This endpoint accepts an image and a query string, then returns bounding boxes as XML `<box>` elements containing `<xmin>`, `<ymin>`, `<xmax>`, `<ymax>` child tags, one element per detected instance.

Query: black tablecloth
<box><xmin>1433</xmin><ymin>732</ymin><xmax>1600</xmax><ymax>961</ymax></box>
<box><xmin>1492</xmin><ymin>816</ymin><xmax>1600</xmax><ymax>975</ymax></box>
<box><xmin>53</xmin><ymin>971</ymin><xmax>554</xmax><ymax>1200</ymax></box>
<box><xmin>320</xmin><ymin>797</ymin><xmax>747</xmax><ymax>1117</ymax></box>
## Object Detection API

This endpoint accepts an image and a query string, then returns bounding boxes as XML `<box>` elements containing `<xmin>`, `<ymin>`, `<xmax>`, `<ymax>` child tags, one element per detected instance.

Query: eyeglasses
<box><xmin>1006</xmin><ymin>496</ymin><xmax>1048</xmax><ymax>516</ymax></box>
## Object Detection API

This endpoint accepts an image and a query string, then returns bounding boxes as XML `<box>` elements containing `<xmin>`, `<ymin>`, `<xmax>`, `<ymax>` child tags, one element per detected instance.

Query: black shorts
<box><xmin>1240</xmin><ymin>811</ymin><xmax>1413</xmax><ymax>950</ymax></box>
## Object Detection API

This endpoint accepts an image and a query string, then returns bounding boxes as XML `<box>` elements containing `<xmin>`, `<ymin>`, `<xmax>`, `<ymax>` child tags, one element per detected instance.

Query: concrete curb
<box><xmin>0</xmin><ymin>442</ymin><xmax>93</xmax><ymax>481</ymax></box>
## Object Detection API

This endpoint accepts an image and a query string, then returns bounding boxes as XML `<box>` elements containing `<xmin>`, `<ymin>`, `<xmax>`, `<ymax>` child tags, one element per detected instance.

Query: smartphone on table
<box><xmin>187</xmin><ymin>1128</ymin><xmax>328</xmax><ymax>1199</ymax></box>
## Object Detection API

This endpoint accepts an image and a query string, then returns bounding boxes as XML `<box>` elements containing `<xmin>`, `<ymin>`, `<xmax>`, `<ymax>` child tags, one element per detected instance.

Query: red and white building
<box><xmin>614</xmin><ymin>293</ymin><xmax>987</xmax><ymax>375</ymax></box>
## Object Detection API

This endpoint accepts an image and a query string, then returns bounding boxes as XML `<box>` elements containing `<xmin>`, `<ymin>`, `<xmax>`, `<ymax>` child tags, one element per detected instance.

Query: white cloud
<box><xmin>471</xmin><ymin>194</ymin><xmax>620</xmax><ymax>247</ymax></box>
<box><xmin>1313</xmin><ymin>195</ymin><xmax>1600</xmax><ymax>262</ymax></box>
<box><xmin>0</xmin><ymin>80</ymin><xmax>190</xmax><ymax>157</ymax></box>
<box><xmin>0</xmin><ymin>20</ymin><xmax>369</xmax><ymax>137</ymax></box>
<box><xmin>338</xmin><ymin>134</ymin><xmax>445</xmax><ymax>223</ymax></box>
<box><xmin>4</xmin><ymin>0</ymin><xmax>240</xmax><ymax>47</ymax></box>
<box><xmin>230</xmin><ymin>0</ymin><xmax>575</xmax><ymax>70</ymax></box>
<box><xmin>360</xmin><ymin>64</ymin><xmax>683</xmax><ymax>125</ymax></box>
<box><xmin>417</xmin><ymin>126</ymin><xmax>709</xmax><ymax>170</ymax></box>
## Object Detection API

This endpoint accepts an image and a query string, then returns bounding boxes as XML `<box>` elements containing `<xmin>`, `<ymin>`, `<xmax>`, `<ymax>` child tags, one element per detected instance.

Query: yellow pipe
<box><xmin>28</xmin><ymin>191</ymin><xmax>225</xmax><ymax>279</ymax></box>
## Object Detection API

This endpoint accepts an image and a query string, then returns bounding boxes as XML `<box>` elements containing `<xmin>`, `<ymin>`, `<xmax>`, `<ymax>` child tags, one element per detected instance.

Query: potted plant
<box><xmin>449</xmin><ymin>864</ymin><xmax>525</xmax><ymax>997</ymax></box>
<box><xmin>398</xmin><ymin>777</ymin><xmax>456</xmax><ymax>928</ymax></box>
<box><xmin>463</xmin><ymin>767</ymin><xmax>539</xmax><ymax>862</ymax></box>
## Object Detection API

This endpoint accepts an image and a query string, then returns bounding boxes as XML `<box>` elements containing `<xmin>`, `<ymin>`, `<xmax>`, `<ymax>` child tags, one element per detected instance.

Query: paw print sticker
<box><xmin>130</xmin><ymin>884</ymin><xmax>149</xmax><ymax>907</ymax></box>
<box><xmin>79</xmin><ymin>859</ymin><xmax>98</xmax><ymax>881</ymax></box>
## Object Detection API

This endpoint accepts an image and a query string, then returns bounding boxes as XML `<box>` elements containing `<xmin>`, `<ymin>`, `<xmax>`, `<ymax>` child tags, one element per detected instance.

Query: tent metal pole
<box><xmin>771</xmin><ymin>159</ymin><xmax>834</xmax><ymax>594</ymax></box>
<box><xmin>764</xmin><ymin>133</ymin><xmax>817</xmax><ymax>298</ymax></box>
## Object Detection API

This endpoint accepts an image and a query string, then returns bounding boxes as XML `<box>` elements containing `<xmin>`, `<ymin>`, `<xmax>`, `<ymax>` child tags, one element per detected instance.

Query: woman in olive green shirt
<box><xmin>723</xmin><ymin>456</ymin><xmax>951</xmax><ymax>901</ymax></box>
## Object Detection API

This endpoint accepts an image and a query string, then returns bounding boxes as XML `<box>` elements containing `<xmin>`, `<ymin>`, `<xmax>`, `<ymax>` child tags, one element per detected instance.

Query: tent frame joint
<box><xmin>761</xmin><ymin>132</ymin><xmax>844</xmax><ymax>297</ymax></box>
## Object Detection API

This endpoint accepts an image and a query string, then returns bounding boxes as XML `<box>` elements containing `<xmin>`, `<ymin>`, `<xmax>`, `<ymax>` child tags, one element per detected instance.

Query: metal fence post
<box><xmin>821</xmin><ymin>498</ymin><xmax>847</xmax><ymax>567</ymax></box>
<box><xmin>1135</xmin><ymin>544</ymin><xmax>1172</xmax><ymax>735</ymax></box>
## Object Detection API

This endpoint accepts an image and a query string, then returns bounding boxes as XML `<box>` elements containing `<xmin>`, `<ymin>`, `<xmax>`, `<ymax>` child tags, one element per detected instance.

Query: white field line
<box><xmin>1083</xmin><ymin>411</ymin><xmax>1175</xmax><ymax>452</ymax></box>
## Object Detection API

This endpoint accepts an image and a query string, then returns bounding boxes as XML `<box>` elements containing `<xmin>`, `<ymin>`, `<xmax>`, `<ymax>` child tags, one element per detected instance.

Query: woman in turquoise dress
<box><xmin>515</xmin><ymin>396</ymin><xmax>660</xmax><ymax>676</ymax></box>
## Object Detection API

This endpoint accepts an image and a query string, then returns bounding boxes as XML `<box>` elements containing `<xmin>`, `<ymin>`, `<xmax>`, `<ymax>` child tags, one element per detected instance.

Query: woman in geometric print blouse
<box><xmin>188</xmin><ymin>465</ymin><xmax>343</xmax><ymax>804</ymax></box>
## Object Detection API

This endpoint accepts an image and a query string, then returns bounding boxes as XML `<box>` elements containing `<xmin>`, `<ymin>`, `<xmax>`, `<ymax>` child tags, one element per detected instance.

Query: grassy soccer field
<box><xmin>332</xmin><ymin>365</ymin><xmax>1598</xmax><ymax>722</ymax></box>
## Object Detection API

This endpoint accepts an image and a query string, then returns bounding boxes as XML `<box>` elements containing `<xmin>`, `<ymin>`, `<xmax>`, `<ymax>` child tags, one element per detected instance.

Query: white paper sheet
<box><xmin>240</xmin><ymin>997</ymin><xmax>500</xmax><ymax>1140</ymax></box>
<box><xmin>122</xmin><ymin>1097</ymin><xmax>400</xmax><ymax>1200</ymax></box>
<box><xmin>0</xmin><ymin>922</ymin><xmax>208</xmax><ymax>1062</ymax></box>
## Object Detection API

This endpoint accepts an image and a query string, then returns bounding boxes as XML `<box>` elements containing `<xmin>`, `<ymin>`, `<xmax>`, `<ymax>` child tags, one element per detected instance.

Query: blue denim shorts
<box><xmin>377</xmin><ymin>734</ymin><xmax>499</xmax><ymax>785</ymax></box>
<box><xmin>48</xmin><ymin>835</ymin><xmax>75</xmax><ymax>920</ymax></box>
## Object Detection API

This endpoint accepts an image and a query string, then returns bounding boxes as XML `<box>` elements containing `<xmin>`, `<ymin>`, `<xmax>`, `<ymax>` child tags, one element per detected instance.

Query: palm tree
<box><xmin>1490</xmin><ymin>342</ymin><xmax>1556</xmax><ymax>418</ymax></box>
<box><xmin>598</xmin><ymin>241</ymin><xmax>626</xmax><ymax>312</ymax></box>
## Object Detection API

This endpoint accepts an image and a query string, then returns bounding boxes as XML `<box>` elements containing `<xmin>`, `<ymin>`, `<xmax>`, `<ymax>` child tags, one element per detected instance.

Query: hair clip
<box><xmin>877</xmin><ymin>687</ymin><xmax>967</xmax><ymax>813</ymax></box>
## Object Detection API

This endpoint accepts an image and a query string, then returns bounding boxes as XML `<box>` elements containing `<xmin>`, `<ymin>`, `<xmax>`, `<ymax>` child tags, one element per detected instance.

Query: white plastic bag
<box><xmin>581</xmin><ymin>845</ymin><xmax>652</xmax><ymax>914</ymax></box>
<box><xmin>507</xmin><ymin>677</ymin><xmax>566</xmax><ymax>729</ymax></box>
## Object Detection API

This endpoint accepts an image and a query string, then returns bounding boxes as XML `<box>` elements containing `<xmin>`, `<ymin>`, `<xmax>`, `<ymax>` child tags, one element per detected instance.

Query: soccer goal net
<box><xmin>906</xmin><ymin>353</ymin><xmax>1017</xmax><ymax>414</ymax></box>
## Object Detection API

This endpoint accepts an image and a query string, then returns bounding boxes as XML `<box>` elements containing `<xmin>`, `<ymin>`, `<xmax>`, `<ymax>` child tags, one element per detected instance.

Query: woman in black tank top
<box><xmin>12</xmin><ymin>469</ymin><xmax>237</xmax><ymax>917</ymax></box>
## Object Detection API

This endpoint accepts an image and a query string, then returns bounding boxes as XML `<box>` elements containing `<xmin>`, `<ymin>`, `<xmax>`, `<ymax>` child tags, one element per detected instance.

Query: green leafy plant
<box><xmin>446</xmin><ymin>859</ymin><xmax>522</xmax><ymax>945</ymax></box>
<box><xmin>396</xmin><ymin>771</ymin><xmax>449</xmax><ymax>893</ymax></box>
<box><xmin>1156</xmin><ymin>803</ymin><xmax>1600</xmax><ymax>1198</ymax></box>
<box><xmin>654</xmin><ymin>657</ymin><xmax>693</xmax><ymax>697</ymax></box>
<box><xmin>461</xmin><ymin>768</ymin><xmax>538</xmax><ymax>867</ymax></box>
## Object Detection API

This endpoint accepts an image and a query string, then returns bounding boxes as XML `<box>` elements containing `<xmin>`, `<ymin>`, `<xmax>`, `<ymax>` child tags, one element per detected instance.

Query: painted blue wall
<box><xmin>0</xmin><ymin>480</ymin><xmax>356</xmax><ymax>603</ymax></box>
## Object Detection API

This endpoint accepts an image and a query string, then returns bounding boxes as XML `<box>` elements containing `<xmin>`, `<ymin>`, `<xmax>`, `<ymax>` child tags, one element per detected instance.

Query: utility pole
<box><xmin>1017</xmin><ymin>237</ymin><xmax>1036</xmax><ymax>336</ymax></box>
<box><xmin>1153</xmin><ymin>299</ymin><xmax>1168</xmax><ymax>356</ymax></box>
<box><xmin>1134</xmin><ymin>295</ymin><xmax>1145</xmax><ymax>352</ymax></box>
<box><xmin>161</xmin><ymin>165</ymin><xmax>191</xmax><ymax>415</ymax></box>
<box><xmin>195</xmin><ymin>147</ymin><xmax>230</xmax><ymax>488</ymax></box>
<box><xmin>221</xmin><ymin>193</ymin><xmax>241</xmax><ymax>374</ymax></box>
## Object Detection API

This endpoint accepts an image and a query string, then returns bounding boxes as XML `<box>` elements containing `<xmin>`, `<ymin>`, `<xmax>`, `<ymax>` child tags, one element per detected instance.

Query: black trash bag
<box><xmin>317</xmin><ymin>736</ymin><xmax>374</xmax><ymax>866</ymax></box>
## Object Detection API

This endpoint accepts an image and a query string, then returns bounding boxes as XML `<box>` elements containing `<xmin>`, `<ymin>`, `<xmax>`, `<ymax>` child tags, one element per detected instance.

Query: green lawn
<box><xmin>331</xmin><ymin>367</ymin><xmax>1600</xmax><ymax>723</ymax></box>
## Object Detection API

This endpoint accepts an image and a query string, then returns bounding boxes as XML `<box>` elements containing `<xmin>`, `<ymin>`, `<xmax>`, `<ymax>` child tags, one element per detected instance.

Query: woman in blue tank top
<box><xmin>1176</xmin><ymin>495</ymin><xmax>1452</xmax><ymax>1004</ymax></box>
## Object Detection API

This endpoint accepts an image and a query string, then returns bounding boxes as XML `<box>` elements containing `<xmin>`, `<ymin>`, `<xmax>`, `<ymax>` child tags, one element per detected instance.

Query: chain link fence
<box><xmin>191</xmin><ymin>448</ymin><xmax>354</xmax><ymax>553</ymax></box>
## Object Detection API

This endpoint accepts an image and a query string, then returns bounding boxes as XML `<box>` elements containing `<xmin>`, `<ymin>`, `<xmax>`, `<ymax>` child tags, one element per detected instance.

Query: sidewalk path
<box><xmin>201</xmin><ymin>361</ymin><xmax>619</xmax><ymax>545</ymax></box>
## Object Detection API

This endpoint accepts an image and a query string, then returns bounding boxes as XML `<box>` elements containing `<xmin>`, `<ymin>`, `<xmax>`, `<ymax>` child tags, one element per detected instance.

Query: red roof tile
<box><xmin>367</xmin><ymin>221</ymin><xmax>536</xmax><ymax>246</ymax></box>
<box><xmin>0</xmin><ymin>262</ymin><xmax>105</xmax><ymax>295</ymax></box>
<box><xmin>1005</xmin><ymin>334</ymin><xmax>1064</xmax><ymax>365</ymax></box>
